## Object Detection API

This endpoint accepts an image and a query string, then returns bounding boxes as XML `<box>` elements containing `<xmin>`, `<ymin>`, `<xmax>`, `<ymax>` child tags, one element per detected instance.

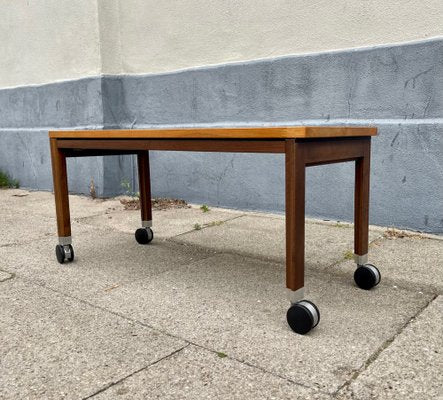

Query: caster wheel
<box><xmin>135</xmin><ymin>227</ymin><xmax>154</xmax><ymax>244</ymax></box>
<box><xmin>287</xmin><ymin>300</ymin><xmax>320</xmax><ymax>335</ymax></box>
<box><xmin>55</xmin><ymin>244</ymin><xmax>74</xmax><ymax>264</ymax></box>
<box><xmin>354</xmin><ymin>263</ymin><xmax>381</xmax><ymax>290</ymax></box>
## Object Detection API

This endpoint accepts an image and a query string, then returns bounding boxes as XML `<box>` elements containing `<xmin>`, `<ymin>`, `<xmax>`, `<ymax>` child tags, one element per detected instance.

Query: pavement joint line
<box><xmin>0</xmin><ymin>234</ymin><xmax>56</xmax><ymax>248</ymax></box>
<box><xmin>17</xmin><ymin>276</ymin><xmax>331</xmax><ymax>395</ymax></box>
<box><xmin>172</xmin><ymin>237</ymin><xmax>440</xmax><ymax>296</ymax></box>
<box><xmin>168</xmin><ymin>236</ymin><xmax>362</xmax><ymax>285</ymax></box>
<box><xmin>331</xmin><ymin>292</ymin><xmax>439</xmax><ymax>398</ymax></box>
<box><xmin>167</xmin><ymin>213</ymin><xmax>247</xmax><ymax>239</ymax></box>
<box><xmin>187</xmin><ymin>342</ymin><xmax>331</xmax><ymax>395</ymax></box>
<box><xmin>169</xmin><ymin>221</ymin><xmax>386</xmax><ymax>269</ymax></box>
<box><xmin>17</xmin><ymin>275</ymin><xmax>203</xmax><ymax>347</ymax></box>
<box><xmin>73</xmin><ymin>212</ymin><xmax>126</xmax><ymax>223</ymax></box>
<box><xmin>81</xmin><ymin>344</ymin><xmax>191</xmax><ymax>400</ymax></box>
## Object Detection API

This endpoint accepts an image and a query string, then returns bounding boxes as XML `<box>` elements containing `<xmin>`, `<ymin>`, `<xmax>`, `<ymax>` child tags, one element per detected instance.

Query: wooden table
<box><xmin>49</xmin><ymin>126</ymin><xmax>380</xmax><ymax>334</ymax></box>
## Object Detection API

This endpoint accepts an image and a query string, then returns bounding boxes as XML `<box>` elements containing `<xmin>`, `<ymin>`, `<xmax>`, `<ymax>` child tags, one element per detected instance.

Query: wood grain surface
<box><xmin>50</xmin><ymin>126</ymin><xmax>377</xmax><ymax>139</ymax></box>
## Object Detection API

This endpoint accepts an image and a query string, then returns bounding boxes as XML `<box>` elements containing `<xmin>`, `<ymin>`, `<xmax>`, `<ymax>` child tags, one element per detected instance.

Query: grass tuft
<box><xmin>0</xmin><ymin>170</ymin><xmax>19</xmax><ymax>188</ymax></box>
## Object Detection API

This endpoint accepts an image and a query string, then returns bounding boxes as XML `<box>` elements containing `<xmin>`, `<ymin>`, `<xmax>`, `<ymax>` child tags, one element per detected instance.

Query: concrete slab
<box><xmin>332</xmin><ymin>236</ymin><xmax>443</xmax><ymax>294</ymax></box>
<box><xmin>0</xmin><ymin>279</ymin><xmax>186</xmax><ymax>400</ymax></box>
<box><xmin>0</xmin><ymin>222</ymin><xmax>216</xmax><ymax>297</ymax></box>
<box><xmin>338</xmin><ymin>296</ymin><xmax>443</xmax><ymax>400</ymax></box>
<box><xmin>93</xmin><ymin>345</ymin><xmax>331</xmax><ymax>400</ymax></box>
<box><xmin>0</xmin><ymin>189</ymin><xmax>124</xmax><ymax>247</ymax></box>
<box><xmin>78</xmin><ymin>206</ymin><xmax>244</xmax><ymax>239</ymax></box>
<box><xmin>0</xmin><ymin>210</ymin><xmax>56</xmax><ymax>246</ymax></box>
<box><xmin>0</xmin><ymin>189</ymin><xmax>123</xmax><ymax>219</ymax></box>
<box><xmin>89</xmin><ymin>253</ymin><xmax>432</xmax><ymax>394</ymax></box>
<box><xmin>173</xmin><ymin>215</ymin><xmax>381</xmax><ymax>268</ymax></box>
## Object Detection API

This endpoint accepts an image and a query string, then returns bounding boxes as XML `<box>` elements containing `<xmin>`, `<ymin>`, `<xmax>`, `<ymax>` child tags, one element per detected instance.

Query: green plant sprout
<box><xmin>121</xmin><ymin>178</ymin><xmax>139</xmax><ymax>198</ymax></box>
<box><xmin>0</xmin><ymin>170</ymin><xmax>19</xmax><ymax>188</ymax></box>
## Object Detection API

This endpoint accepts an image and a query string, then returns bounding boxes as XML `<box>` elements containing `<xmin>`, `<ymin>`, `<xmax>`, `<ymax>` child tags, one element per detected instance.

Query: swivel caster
<box><xmin>55</xmin><ymin>244</ymin><xmax>74</xmax><ymax>264</ymax></box>
<box><xmin>287</xmin><ymin>300</ymin><xmax>320</xmax><ymax>335</ymax></box>
<box><xmin>354</xmin><ymin>263</ymin><xmax>381</xmax><ymax>290</ymax></box>
<box><xmin>135</xmin><ymin>227</ymin><xmax>154</xmax><ymax>244</ymax></box>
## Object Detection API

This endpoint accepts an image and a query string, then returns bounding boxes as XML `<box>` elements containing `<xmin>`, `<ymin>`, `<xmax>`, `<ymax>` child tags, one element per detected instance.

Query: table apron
<box><xmin>56</xmin><ymin>139</ymin><xmax>286</xmax><ymax>154</ymax></box>
<box><xmin>56</xmin><ymin>137</ymin><xmax>370</xmax><ymax>166</ymax></box>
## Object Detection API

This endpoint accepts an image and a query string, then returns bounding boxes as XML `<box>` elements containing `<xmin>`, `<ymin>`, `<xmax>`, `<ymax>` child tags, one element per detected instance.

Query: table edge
<box><xmin>49</xmin><ymin>126</ymin><xmax>377</xmax><ymax>139</ymax></box>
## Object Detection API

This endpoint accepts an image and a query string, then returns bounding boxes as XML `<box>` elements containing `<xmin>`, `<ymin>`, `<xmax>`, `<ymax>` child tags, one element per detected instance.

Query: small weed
<box><xmin>205</xmin><ymin>220</ymin><xmax>224</xmax><ymax>227</ymax></box>
<box><xmin>343</xmin><ymin>250</ymin><xmax>353</xmax><ymax>260</ymax></box>
<box><xmin>200</xmin><ymin>204</ymin><xmax>210</xmax><ymax>212</ymax></box>
<box><xmin>193</xmin><ymin>223</ymin><xmax>202</xmax><ymax>230</ymax></box>
<box><xmin>121</xmin><ymin>178</ymin><xmax>139</xmax><ymax>198</ymax></box>
<box><xmin>334</xmin><ymin>222</ymin><xmax>348</xmax><ymax>228</ymax></box>
<box><xmin>0</xmin><ymin>170</ymin><xmax>19</xmax><ymax>188</ymax></box>
<box><xmin>89</xmin><ymin>178</ymin><xmax>97</xmax><ymax>199</ymax></box>
<box><xmin>216</xmin><ymin>352</ymin><xmax>227</xmax><ymax>358</ymax></box>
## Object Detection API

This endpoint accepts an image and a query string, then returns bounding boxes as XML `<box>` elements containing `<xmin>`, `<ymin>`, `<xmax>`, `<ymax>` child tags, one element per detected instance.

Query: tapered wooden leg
<box><xmin>50</xmin><ymin>138</ymin><xmax>71</xmax><ymax>242</ymax></box>
<box><xmin>354</xmin><ymin>139</ymin><xmax>371</xmax><ymax>264</ymax></box>
<box><xmin>137</xmin><ymin>152</ymin><xmax>152</xmax><ymax>227</ymax></box>
<box><xmin>285</xmin><ymin>140</ymin><xmax>306</xmax><ymax>300</ymax></box>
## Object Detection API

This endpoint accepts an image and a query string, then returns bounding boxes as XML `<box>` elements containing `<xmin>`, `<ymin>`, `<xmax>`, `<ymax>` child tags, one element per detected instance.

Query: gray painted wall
<box><xmin>0</xmin><ymin>39</ymin><xmax>442</xmax><ymax>233</ymax></box>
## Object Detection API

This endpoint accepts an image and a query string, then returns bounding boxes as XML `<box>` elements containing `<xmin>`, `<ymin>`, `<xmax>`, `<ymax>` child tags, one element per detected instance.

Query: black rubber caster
<box><xmin>55</xmin><ymin>244</ymin><xmax>74</xmax><ymax>264</ymax></box>
<box><xmin>287</xmin><ymin>300</ymin><xmax>320</xmax><ymax>335</ymax></box>
<box><xmin>135</xmin><ymin>227</ymin><xmax>154</xmax><ymax>244</ymax></box>
<box><xmin>354</xmin><ymin>263</ymin><xmax>381</xmax><ymax>290</ymax></box>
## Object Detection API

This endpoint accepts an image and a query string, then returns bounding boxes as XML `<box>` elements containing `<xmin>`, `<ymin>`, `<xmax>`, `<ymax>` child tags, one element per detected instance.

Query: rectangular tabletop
<box><xmin>50</xmin><ymin>126</ymin><xmax>377</xmax><ymax>139</ymax></box>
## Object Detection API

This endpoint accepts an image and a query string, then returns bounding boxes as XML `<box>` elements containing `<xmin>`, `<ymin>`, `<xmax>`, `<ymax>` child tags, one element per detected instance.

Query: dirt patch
<box><xmin>383</xmin><ymin>227</ymin><xmax>423</xmax><ymax>240</ymax></box>
<box><xmin>120</xmin><ymin>197</ymin><xmax>191</xmax><ymax>211</ymax></box>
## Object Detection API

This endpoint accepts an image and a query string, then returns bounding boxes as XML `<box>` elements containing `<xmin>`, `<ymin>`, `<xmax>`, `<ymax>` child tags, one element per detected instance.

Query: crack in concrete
<box><xmin>404</xmin><ymin>67</ymin><xmax>434</xmax><ymax>89</ymax></box>
<box><xmin>422</xmin><ymin>95</ymin><xmax>433</xmax><ymax>118</ymax></box>
<box><xmin>17</xmin><ymin>132</ymin><xmax>38</xmax><ymax>186</ymax></box>
<box><xmin>0</xmin><ymin>234</ymin><xmax>56</xmax><ymax>248</ymax></box>
<box><xmin>331</xmin><ymin>293</ymin><xmax>439</xmax><ymax>398</ymax></box>
<box><xmin>169</xmin><ymin>214</ymin><xmax>246</xmax><ymax>239</ymax></box>
<box><xmin>189</xmin><ymin>342</ymin><xmax>324</xmax><ymax>395</ymax></box>
<box><xmin>82</xmin><ymin>344</ymin><xmax>190</xmax><ymax>400</ymax></box>
<box><xmin>0</xmin><ymin>269</ymin><xmax>15</xmax><ymax>283</ymax></box>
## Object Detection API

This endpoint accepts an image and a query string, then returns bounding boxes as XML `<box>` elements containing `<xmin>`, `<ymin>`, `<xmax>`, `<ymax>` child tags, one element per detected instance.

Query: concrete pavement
<box><xmin>0</xmin><ymin>189</ymin><xmax>442</xmax><ymax>399</ymax></box>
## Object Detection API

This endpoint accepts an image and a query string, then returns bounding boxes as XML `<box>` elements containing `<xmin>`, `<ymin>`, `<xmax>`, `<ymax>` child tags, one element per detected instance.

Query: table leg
<box><xmin>285</xmin><ymin>140</ymin><xmax>305</xmax><ymax>297</ymax></box>
<box><xmin>285</xmin><ymin>139</ymin><xmax>320</xmax><ymax>334</ymax></box>
<box><xmin>353</xmin><ymin>138</ymin><xmax>381</xmax><ymax>289</ymax></box>
<box><xmin>354</xmin><ymin>146</ymin><xmax>370</xmax><ymax>265</ymax></box>
<box><xmin>50</xmin><ymin>139</ymin><xmax>74</xmax><ymax>263</ymax></box>
<box><xmin>135</xmin><ymin>152</ymin><xmax>154</xmax><ymax>244</ymax></box>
